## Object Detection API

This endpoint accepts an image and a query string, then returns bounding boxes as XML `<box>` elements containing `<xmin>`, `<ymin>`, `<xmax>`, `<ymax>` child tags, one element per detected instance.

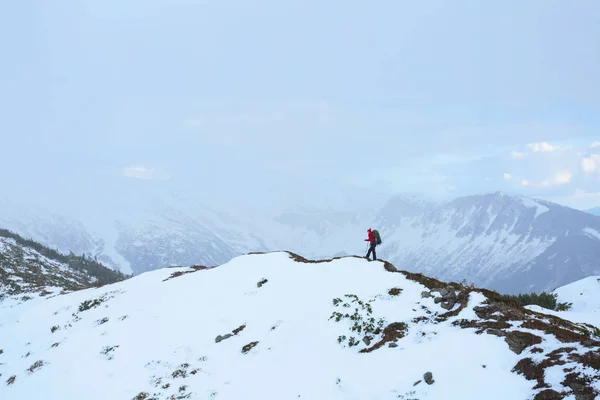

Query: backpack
<box><xmin>372</xmin><ymin>229</ymin><xmax>382</xmax><ymax>245</ymax></box>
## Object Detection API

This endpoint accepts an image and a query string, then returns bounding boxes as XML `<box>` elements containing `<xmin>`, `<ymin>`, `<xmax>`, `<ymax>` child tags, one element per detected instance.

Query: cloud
<box><xmin>510</xmin><ymin>151</ymin><xmax>527</xmax><ymax>159</ymax></box>
<box><xmin>503</xmin><ymin>173</ymin><xmax>512</xmax><ymax>180</ymax></box>
<box><xmin>519</xmin><ymin>171</ymin><xmax>571</xmax><ymax>187</ymax></box>
<box><xmin>590</xmin><ymin>142</ymin><xmax>600</xmax><ymax>148</ymax></box>
<box><xmin>581</xmin><ymin>154</ymin><xmax>600</xmax><ymax>174</ymax></box>
<box><xmin>553</xmin><ymin>171</ymin><xmax>572</xmax><ymax>185</ymax></box>
<box><xmin>122</xmin><ymin>165</ymin><xmax>170</xmax><ymax>180</ymax></box>
<box><xmin>538</xmin><ymin>189</ymin><xmax>600</xmax><ymax>210</ymax></box>
<box><xmin>527</xmin><ymin>141</ymin><xmax>562</xmax><ymax>152</ymax></box>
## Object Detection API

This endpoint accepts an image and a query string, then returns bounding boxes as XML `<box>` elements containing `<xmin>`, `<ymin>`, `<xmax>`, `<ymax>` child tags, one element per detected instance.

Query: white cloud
<box><xmin>122</xmin><ymin>165</ymin><xmax>170</xmax><ymax>180</ymax></box>
<box><xmin>553</xmin><ymin>171</ymin><xmax>572</xmax><ymax>185</ymax></box>
<box><xmin>521</xmin><ymin>179</ymin><xmax>529</xmax><ymax>186</ymax></box>
<box><xmin>590</xmin><ymin>141</ymin><xmax>600</xmax><ymax>148</ymax></box>
<box><xmin>537</xmin><ymin>189</ymin><xmax>600</xmax><ymax>210</ymax></box>
<box><xmin>503</xmin><ymin>173</ymin><xmax>512</xmax><ymax>180</ymax></box>
<box><xmin>510</xmin><ymin>151</ymin><xmax>527</xmax><ymax>159</ymax></box>
<box><xmin>527</xmin><ymin>141</ymin><xmax>561</xmax><ymax>152</ymax></box>
<box><xmin>581</xmin><ymin>154</ymin><xmax>600</xmax><ymax>174</ymax></box>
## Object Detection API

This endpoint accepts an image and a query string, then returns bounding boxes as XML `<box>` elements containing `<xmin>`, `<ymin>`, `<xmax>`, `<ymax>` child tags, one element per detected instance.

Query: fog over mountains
<box><xmin>1</xmin><ymin>190</ymin><xmax>599</xmax><ymax>295</ymax></box>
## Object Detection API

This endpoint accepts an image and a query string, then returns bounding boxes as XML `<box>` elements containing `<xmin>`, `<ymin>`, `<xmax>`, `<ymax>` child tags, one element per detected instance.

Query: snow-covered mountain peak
<box><xmin>1</xmin><ymin>252</ymin><xmax>598</xmax><ymax>399</ymax></box>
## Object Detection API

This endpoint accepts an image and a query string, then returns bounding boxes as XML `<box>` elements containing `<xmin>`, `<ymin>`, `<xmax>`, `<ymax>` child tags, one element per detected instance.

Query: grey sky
<box><xmin>1</xmin><ymin>0</ymin><xmax>599</xmax><ymax>212</ymax></box>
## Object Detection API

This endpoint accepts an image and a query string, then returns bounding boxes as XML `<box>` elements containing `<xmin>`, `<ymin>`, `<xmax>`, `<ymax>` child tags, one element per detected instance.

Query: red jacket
<box><xmin>365</xmin><ymin>229</ymin><xmax>374</xmax><ymax>243</ymax></box>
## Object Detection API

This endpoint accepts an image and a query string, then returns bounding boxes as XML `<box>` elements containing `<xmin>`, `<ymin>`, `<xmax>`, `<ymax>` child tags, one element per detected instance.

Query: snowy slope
<box><xmin>1</xmin><ymin>252</ymin><xmax>599</xmax><ymax>399</ymax></box>
<box><xmin>586</xmin><ymin>207</ymin><xmax>600</xmax><ymax>216</ymax></box>
<box><xmin>545</xmin><ymin>276</ymin><xmax>600</xmax><ymax>329</ymax></box>
<box><xmin>0</xmin><ymin>199</ymin><xmax>132</xmax><ymax>274</ymax></box>
<box><xmin>0</xmin><ymin>229</ymin><xmax>127</xmax><ymax>303</ymax></box>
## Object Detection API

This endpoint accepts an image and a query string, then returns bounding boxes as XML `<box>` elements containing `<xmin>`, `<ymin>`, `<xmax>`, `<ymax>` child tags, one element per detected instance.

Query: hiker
<box><xmin>365</xmin><ymin>228</ymin><xmax>381</xmax><ymax>261</ymax></box>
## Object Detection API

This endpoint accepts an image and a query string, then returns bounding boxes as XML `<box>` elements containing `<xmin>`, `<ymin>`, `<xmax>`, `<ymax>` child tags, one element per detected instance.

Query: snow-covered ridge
<box><xmin>1</xmin><ymin>252</ymin><xmax>598</xmax><ymax>399</ymax></box>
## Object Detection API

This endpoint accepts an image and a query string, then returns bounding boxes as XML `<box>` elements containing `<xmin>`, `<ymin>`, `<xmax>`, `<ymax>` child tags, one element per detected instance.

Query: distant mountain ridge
<box><xmin>1</xmin><ymin>192</ymin><xmax>599</xmax><ymax>295</ymax></box>
<box><xmin>587</xmin><ymin>207</ymin><xmax>600</xmax><ymax>216</ymax></box>
<box><xmin>377</xmin><ymin>192</ymin><xmax>600</xmax><ymax>294</ymax></box>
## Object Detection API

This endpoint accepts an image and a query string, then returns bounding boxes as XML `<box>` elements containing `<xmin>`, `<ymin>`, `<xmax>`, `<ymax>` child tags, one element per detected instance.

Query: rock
<box><xmin>533</xmin><ymin>389</ymin><xmax>563</xmax><ymax>400</ymax></box>
<box><xmin>434</xmin><ymin>297</ymin><xmax>443</xmax><ymax>304</ymax></box>
<box><xmin>363</xmin><ymin>336</ymin><xmax>372</xmax><ymax>346</ymax></box>
<box><xmin>438</xmin><ymin>288</ymin><xmax>449</xmax><ymax>297</ymax></box>
<box><xmin>440</xmin><ymin>300</ymin><xmax>455</xmax><ymax>310</ymax></box>
<box><xmin>504</xmin><ymin>331</ymin><xmax>542</xmax><ymax>354</ymax></box>
<box><xmin>424</xmin><ymin>372</ymin><xmax>434</xmax><ymax>385</ymax></box>
<box><xmin>257</xmin><ymin>278</ymin><xmax>268</xmax><ymax>288</ymax></box>
<box><xmin>486</xmin><ymin>329</ymin><xmax>507</xmax><ymax>338</ymax></box>
<box><xmin>446</xmin><ymin>290</ymin><xmax>457</xmax><ymax>301</ymax></box>
<box><xmin>421</xmin><ymin>291</ymin><xmax>432</xmax><ymax>298</ymax></box>
<box><xmin>215</xmin><ymin>333</ymin><xmax>233</xmax><ymax>343</ymax></box>
<box><xmin>413</xmin><ymin>380</ymin><xmax>422</xmax><ymax>386</ymax></box>
<box><xmin>388</xmin><ymin>343</ymin><xmax>398</xmax><ymax>348</ymax></box>
<box><xmin>383</xmin><ymin>262</ymin><xmax>398</xmax><ymax>272</ymax></box>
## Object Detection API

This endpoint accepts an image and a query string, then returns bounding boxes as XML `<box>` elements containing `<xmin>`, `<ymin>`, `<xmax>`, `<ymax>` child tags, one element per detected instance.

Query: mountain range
<box><xmin>1</xmin><ymin>192</ymin><xmax>599</xmax><ymax>295</ymax></box>
<box><xmin>1</xmin><ymin>252</ymin><xmax>598</xmax><ymax>399</ymax></box>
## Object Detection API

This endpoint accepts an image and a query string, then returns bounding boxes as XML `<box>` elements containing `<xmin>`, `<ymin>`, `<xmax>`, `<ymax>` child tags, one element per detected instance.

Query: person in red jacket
<box><xmin>365</xmin><ymin>228</ymin><xmax>377</xmax><ymax>261</ymax></box>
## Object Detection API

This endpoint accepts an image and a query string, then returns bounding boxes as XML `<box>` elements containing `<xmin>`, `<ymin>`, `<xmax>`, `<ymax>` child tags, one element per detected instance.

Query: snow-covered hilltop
<box><xmin>0</xmin><ymin>228</ymin><xmax>128</xmax><ymax>304</ymax></box>
<box><xmin>2</xmin><ymin>191</ymin><xmax>600</xmax><ymax>294</ymax></box>
<box><xmin>1</xmin><ymin>252</ymin><xmax>598</xmax><ymax>399</ymax></box>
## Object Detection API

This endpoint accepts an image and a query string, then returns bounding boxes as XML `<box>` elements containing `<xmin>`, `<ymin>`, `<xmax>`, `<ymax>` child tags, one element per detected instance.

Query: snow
<box><xmin>0</xmin><ymin>253</ymin><xmax>548</xmax><ymax>399</ymax></box>
<box><xmin>520</xmin><ymin>197</ymin><xmax>550</xmax><ymax>218</ymax></box>
<box><xmin>553</xmin><ymin>275</ymin><xmax>600</xmax><ymax>313</ymax></box>
<box><xmin>583</xmin><ymin>227</ymin><xmax>600</xmax><ymax>241</ymax></box>
<box><xmin>525</xmin><ymin>276</ymin><xmax>600</xmax><ymax>330</ymax></box>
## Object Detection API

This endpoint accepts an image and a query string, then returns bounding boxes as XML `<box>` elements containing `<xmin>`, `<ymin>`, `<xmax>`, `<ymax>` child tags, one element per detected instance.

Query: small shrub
<box><xmin>242</xmin><ymin>341</ymin><xmax>259</xmax><ymax>354</ymax></box>
<box><xmin>330</xmin><ymin>294</ymin><xmax>386</xmax><ymax>348</ymax></box>
<box><xmin>232</xmin><ymin>324</ymin><xmax>246</xmax><ymax>335</ymax></box>
<box><xmin>50</xmin><ymin>325</ymin><xmax>59</xmax><ymax>333</ymax></box>
<box><xmin>101</xmin><ymin>345</ymin><xmax>119</xmax><ymax>360</ymax></box>
<box><xmin>497</xmin><ymin>291</ymin><xmax>564</xmax><ymax>311</ymax></box>
<box><xmin>27</xmin><ymin>360</ymin><xmax>44</xmax><ymax>374</ymax></box>
<box><xmin>555</xmin><ymin>302</ymin><xmax>573</xmax><ymax>311</ymax></box>
<box><xmin>79</xmin><ymin>298</ymin><xmax>103</xmax><ymax>312</ymax></box>
<box><xmin>388</xmin><ymin>287</ymin><xmax>403</xmax><ymax>296</ymax></box>
<box><xmin>96</xmin><ymin>317</ymin><xmax>109</xmax><ymax>325</ymax></box>
<box><xmin>6</xmin><ymin>375</ymin><xmax>16</xmax><ymax>385</ymax></box>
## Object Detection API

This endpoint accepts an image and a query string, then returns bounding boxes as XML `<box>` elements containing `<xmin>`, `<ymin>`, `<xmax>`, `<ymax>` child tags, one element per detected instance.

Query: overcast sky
<box><xmin>1</xmin><ymin>0</ymin><xmax>599</xmax><ymax>212</ymax></box>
